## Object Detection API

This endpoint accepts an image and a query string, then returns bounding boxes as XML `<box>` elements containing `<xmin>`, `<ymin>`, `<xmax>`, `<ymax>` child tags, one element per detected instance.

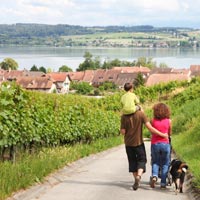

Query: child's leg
<box><xmin>136</xmin><ymin>105</ymin><xmax>141</xmax><ymax>111</ymax></box>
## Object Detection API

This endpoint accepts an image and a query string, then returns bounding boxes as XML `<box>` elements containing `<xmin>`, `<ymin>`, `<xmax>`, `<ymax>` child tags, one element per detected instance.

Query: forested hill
<box><xmin>0</xmin><ymin>23</ymin><xmax>194</xmax><ymax>38</ymax></box>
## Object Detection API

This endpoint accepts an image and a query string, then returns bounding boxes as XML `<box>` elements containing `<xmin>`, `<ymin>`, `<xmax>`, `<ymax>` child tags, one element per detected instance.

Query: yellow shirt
<box><xmin>121</xmin><ymin>92</ymin><xmax>140</xmax><ymax>115</ymax></box>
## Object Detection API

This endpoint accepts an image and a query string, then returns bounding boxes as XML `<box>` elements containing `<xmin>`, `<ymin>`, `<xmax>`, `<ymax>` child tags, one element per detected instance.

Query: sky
<box><xmin>1</xmin><ymin>0</ymin><xmax>200</xmax><ymax>28</ymax></box>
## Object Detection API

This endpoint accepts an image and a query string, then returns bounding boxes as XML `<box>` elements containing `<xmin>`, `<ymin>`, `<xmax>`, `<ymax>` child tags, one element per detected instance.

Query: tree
<box><xmin>46</xmin><ymin>67</ymin><xmax>52</xmax><ymax>73</ymax></box>
<box><xmin>102</xmin><ymin>58</ymin><xmax>135</xmax><ymax>69</ymax></box>
<box><xmin>99</xmin><ymin>81</ymin><xmax>117</xmax><ymax>91</ymax></box>
<box><xmin>58</xmin><ymin>65</ymin><xmax>73</xmax><ymax>72</ymax></box>
<box><xmin>39</xmin><ymin>66</ymin><xmax>47</xmax><ymax>73</ymax></box>
<box><xmin>77</xmin><ymin>51</ymin><xmax>93</xmax><ymax>71</ymax></box>
<box><xmin>0</xmin><ymin>58</ymin><xmax>18</xmax><ymax>70</ymax></box>
<box><xmin>30</xmin><ymin>65</ymin><xmax>39</xmax><ymax>71</ymax></box>
<box><xmin>75</xmin><ymin>82</ymin><xmax>93</xmax><ymax>95</ymax></box>
<box><xmin>159</xmin><ymin>63</ymin><xmax>169</xmax><ymax>68</ymax></box>
<box><xmin>77</xmin><ymin>51</ymin><xmax>101</xmax><ymax>71</ymax></box>
<box><xmin>93</xmin><ymin>56</ymin><xmax>101</xmax><ymax>69</ymax></box>
<box><xmin>135</xmin><ymin>57</ymin><xmax>156</xmax><ymax>69</ymax></box>
<box><xmin>109</xmin><ymin>59</ymin><xmax>122</xmax><ymax>67</ymax></box>
<box><xmin>133</xmin><ymin>73</ymin><xmax>145</xmax><ymax>88</ymax></box>
<box><xmin>102</xmin><ymin>60</ymin><xmax>112</xmax><ymax>69</ymax></box>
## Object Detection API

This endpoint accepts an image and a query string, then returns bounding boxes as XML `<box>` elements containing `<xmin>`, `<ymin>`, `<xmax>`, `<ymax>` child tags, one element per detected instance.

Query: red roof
<box><xmin>82</xmin><ymin>70</ymin><xmax>95</xmax><ymax>82</ymax></box>
<box><xmin>113</xmin><ymin>66</ymin><xmax>150</xmax><ymax>73</ymax></box>
<box><xmin>0</xmin><ymin>70</ymin><xmax>5</xmax><ymax>75</ymax></box>
<box><xmin>92</xmin><ymin>69</ymin><xmax>107</xmax><ymax>85</ymax></box>
<box><xmin>190</xmin><ymin>65</ymin><xmax>200</xmax><ymax>72</ymax></box>
<box><xmin>103</xmin><ymin>69</ymin><xmax>121</xmax><ymax>83</ymax></box>
<box><xmin>171</xmin><ymin>69</ymin><xmax>191</xmax><ymax>75</ymax></box>
<box><xmin>4</xmin><ymin>70</ymin><xmax>24</xmax><ymax>80</ymax></box>
<box><xmin>146</xmin><ymin>73</ymin><xmax>190</xmax><ymax>86</ymax></box>
<box><xmin>48</xmin><ymin>72</ymin><xmax>68</xmax><ymax>82</ymax></box>
<box><xmin>16</xmin><ymin>76</ymin><xmax>55</xmax><ymax>89</ymax></box>
<box><xmin>115</xmin><ymin>73</ymin><xmax>138</xmax><ymax>87</ymax></box>
<box><xmin>67</xmin><ymin>71</ymin><xmax>84</xmax><ymax>81</ymax></box>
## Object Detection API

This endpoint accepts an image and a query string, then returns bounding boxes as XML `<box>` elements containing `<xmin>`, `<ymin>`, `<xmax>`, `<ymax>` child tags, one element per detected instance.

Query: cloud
<box><xmin>133</xmin><ymin>0</ymin><xmax>180</xmax><ymax>12</ymax></box>
<box><xmin>0</xmin><ymin>0</ymin><xmax>200</xmax><ymax>28</ymax></box>
<box><xmin>22</xmin><ymin>0</ymin><xmax>74</xmax><ymax>7</ymax></box>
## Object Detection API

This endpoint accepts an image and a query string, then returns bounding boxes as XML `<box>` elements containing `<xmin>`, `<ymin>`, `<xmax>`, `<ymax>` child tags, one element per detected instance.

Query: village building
<box><xmin>91</xmin><ymin>69</ymin><xmax>107</xmax><ymax>87</ymax></box>
<box><xmin>190</xmin><ymin>65</ymin><xmax>200</xmax><ymax>77</ymax></box>
<box><xmin>150</xmin><ymin>67</ymin><xmax>173</xmax><ymax>74</ymax></box>
<box><xmin>112</xmin><ymin>66</ymin><xmax>150</xmax><ymax>75</ymax></box>
<box><xmin>92</xmin><ymin>66</ymin><xmax>150</xmax><ymax>88</ymax></box>
<box><xmin>112</xmin><ymin>66</ymin><xmax>150</xmax><ymax>88</ymax></box>
<box><xmin>82</xmin><ymin>70</ymin><xmax>96</xmax><ymax>84</ymax></box>
<box><xmin>145</xmin><ymin>73</ymin><xmax>191</xmax><ymax>86</ymax></box>
<box><xmin>102</xmin><ymin>69</ymin><xmax>121</xmax><ymax>84</ymax></box>
<box><xmin>0</xmin><ymin>64</ymin><xmax>198</xmax><ymax>93</ymax></box>
<box><xmin>47</xmin><ymin>72</ymin><xmax>71</xmax><ymax>94</ymax></box>
<box><xmin>3</xmin><ymin>69</ymin><xmax>44</xmax><ymax>80</ymax></box>
<box><xmin>67</xmin><ymin>71</ymin><xmax>85</xmax><ymax>82</ymax></box>
<box><xmin>115</xmin><ymin>73</ymin><xmax>138</xmax><ymax>88</ymax></box>
<box><xmin>16</xmin><ymin>76</ymin><xmax>57</xmax><ymax>93</ymax></box>
<box><xmin>146</xmin><ymin>67</ymin><xmax>191</xmax><ymax>86</ymax></box>
<box><xmin>0</xmin><ymin>70</ymin><xmax>5</xmax><ymax>84</ymax></box>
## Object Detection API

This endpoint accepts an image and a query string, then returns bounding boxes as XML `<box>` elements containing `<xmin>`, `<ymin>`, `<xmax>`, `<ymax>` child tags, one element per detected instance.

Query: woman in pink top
<box><xmin>150</xmin><ymin>103</ymin><xmax>171</xmax><ymax>189</ymax></box>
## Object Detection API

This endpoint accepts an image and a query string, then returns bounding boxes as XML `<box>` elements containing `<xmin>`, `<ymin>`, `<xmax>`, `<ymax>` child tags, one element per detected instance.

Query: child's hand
<box><xmin>120</xmin><ymin>129</ymin><xmax>126</xmax><ymax>135</ymax></box>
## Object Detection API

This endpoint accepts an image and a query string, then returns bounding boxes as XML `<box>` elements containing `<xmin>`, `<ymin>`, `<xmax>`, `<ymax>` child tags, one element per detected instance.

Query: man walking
<box><xmin>120</xmin><ymin>110</ymin><xmax>167</xmax><ymax>190</ymax></box>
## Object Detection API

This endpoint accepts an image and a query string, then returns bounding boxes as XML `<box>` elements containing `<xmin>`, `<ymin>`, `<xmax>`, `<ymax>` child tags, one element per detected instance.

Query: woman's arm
<box><xmin>145</xmin><ymin>122</ymin><xmax>168</xmax><ymax>138</ymax></box>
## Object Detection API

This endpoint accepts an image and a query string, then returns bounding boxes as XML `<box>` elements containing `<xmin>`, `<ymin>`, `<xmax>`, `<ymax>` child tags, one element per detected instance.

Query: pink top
<box><xmin>151</xmin><ymin>118</ymin><xmax>170</xmax><ymax>144</ymax></box>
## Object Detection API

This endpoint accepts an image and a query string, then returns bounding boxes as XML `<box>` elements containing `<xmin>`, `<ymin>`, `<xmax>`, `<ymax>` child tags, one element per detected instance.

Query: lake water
<box><xmin>1</xmin><ymin>46</ymin><xmax>200</xmax><ymax>71</ymax></box>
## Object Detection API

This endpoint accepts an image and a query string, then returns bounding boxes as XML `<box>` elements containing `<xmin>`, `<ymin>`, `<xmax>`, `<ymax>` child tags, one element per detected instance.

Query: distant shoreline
<box><xmin>1</xmin><ymin>46</ymin><xmax>200</xmax><ymax>71</ymax></box>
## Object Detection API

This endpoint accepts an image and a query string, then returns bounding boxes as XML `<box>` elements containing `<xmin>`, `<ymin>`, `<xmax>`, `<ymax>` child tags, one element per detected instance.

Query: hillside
<box><xmin>0</xmin><ymin>23</ymin><xmax>199</xmax><ymax>47</ymax></box>
<box><xmin>0</xmin><ymin>24</ymin><xmax>178</xmax><ymax>37</ymax></box>
<box><xmin>0</xmin><ymin>78</ymin><xmax>199</xmax><ymax>199</ymax></box>
<box><xmin>168</xmin><ymin>78</ymin><xmax>200</xmax><ymax>192</ymax></box>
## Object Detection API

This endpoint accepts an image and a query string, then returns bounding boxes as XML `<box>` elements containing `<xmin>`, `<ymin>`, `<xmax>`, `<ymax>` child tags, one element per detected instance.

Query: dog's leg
<box><xmin>180</xmin><ymin>186</ymin><xmax>183</xmax><ymax>193</ymax></box>
<box><xmin>179</xmin><ymin>172</ymin><xmax>186</xmax><ymax>193</ymax></box>
<box><xmin>175</xmin><ymin>178</ymin><xmax>180</xmax><ymax>195</ymax></box>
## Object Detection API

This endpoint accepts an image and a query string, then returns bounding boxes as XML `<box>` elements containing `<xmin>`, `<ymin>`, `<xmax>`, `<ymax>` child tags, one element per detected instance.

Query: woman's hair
<box><xmin>153</xmin><ymin>103</ymin><xmax>170</xmax><ymax>119</ymax></box>
<box><xmin>124</xmin><ymin>82</ymin><xmax>133</xmax><ymax>91</ymax></box>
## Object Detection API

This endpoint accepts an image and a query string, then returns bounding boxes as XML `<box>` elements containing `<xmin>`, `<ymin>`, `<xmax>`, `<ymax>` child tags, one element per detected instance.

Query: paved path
<box><xmin>10</xmin><ymin>142</ymin><xmax>192</xmax><ymax>200</ymax></box>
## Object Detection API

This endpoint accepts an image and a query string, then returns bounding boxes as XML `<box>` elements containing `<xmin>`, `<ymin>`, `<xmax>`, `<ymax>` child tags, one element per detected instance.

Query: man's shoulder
<box><xmin>135</xmin><ymin>110</ymin><xmax>145</xmax><ymax>116</ymax></box>
<box><xmin>135</xmin><ymin>111</ymin><xmax>149</xmax><ymax>121</ymax></box>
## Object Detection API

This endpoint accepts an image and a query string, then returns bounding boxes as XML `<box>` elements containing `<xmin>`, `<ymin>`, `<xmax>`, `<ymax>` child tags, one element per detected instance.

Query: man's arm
<box><xmin>145</xmin><ymin>122</ymin><xmax>168</xmax><ymax>138</ymax></box>
<box><xmin>120</xmin><ymin>115</ymin><xmax>126</xmax><ymax>135</ymax></box>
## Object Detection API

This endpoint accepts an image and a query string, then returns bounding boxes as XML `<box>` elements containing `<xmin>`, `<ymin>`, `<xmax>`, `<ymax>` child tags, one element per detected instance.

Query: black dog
<box><xmin>170</xmin><ymin>159</ymin><xmax>188</xmax><ymax>194</ymax></box>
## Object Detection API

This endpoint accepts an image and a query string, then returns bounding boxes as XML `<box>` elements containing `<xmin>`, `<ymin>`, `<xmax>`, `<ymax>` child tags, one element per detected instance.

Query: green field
<box><xmin>62</xmin><ymin>31</ymin><xmax>193</xmax><ymax>47</ymax></box>
<box><xmin>0</xmin><ymin>24</ymin><xmax>198</xmax><ymax>47</ymax></box>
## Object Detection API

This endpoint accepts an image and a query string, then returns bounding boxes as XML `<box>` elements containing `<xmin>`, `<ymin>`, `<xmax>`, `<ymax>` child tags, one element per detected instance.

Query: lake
<box><xmin>1</xmin><ymin>46</ymin><xmax>200</xmax><ymax>71</ymax></box>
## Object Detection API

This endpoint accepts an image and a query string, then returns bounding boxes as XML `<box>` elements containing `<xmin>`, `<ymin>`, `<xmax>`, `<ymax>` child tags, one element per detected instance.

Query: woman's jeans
<box><xmin>151</xmin><ymin>143</ymin><xmax>170</xmax><ymax>186</ymax></box>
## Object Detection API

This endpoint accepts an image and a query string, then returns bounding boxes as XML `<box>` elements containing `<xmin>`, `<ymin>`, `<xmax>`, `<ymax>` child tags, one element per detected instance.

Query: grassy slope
<box><xmin>171</xmin><ymin>98</ymin><xmax>200</xmax><ymax>188</ymax></box>
<box><xmin>62</xmin><ymin>31</ymin><xmax>185</xmax><ymax>45</ymax></box>
<box><xmin>168</xmin><ymin>79</ymin><xmax>200</xmax><ymax>189</ymax></box>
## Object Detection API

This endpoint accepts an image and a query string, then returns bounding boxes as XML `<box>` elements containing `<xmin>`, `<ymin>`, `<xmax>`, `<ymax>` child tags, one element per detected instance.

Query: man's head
<box><xmin>124</xmin><ymin>83</ymin><xmax>133</xmax><ymax>91</ymax></box>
